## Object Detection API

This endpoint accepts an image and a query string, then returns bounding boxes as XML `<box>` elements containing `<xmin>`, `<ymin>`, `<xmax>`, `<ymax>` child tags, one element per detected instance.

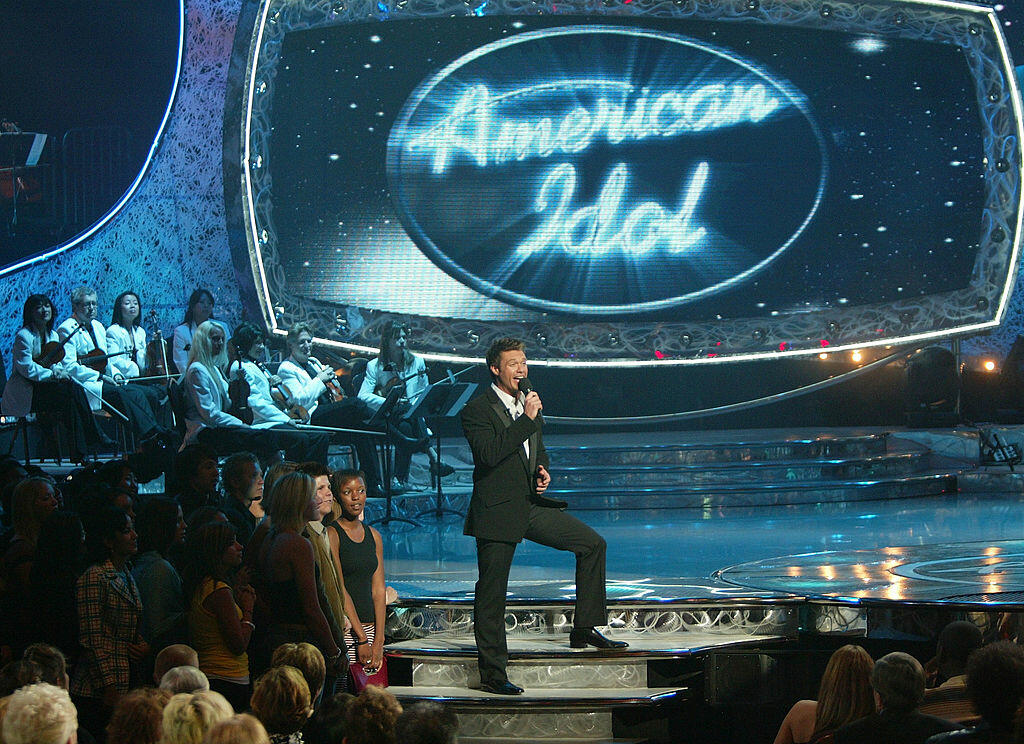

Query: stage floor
<box><xmin>381</xmin><ymin>491</ymin><xmax>1024</xmax><ymax>604</ymax></box>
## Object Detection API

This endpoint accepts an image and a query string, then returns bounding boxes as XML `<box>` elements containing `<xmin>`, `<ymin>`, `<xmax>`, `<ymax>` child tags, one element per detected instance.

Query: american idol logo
<box><xmin>387</xmin><ymin>26</ymin><xmax>827</xmax><ymax>315</ymax></box>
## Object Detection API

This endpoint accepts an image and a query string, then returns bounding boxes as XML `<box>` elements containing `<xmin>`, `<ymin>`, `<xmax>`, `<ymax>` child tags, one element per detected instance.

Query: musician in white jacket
<box><xmin>56</xmin><ymin>286</ymin><xmax>170</xmax><ymax>446</ymax></box>
<box><xmin>181</xmin><ymin>321</ymin><xmax>329</xmax><ymax>464</ymax></box>
<box><xmin>277</xmin><ymin>321</ymin><xmax>382</xmax><ymax>496</ymax></box>
<box><xmin>1</xmin><ymin>293</ymin><xmax>106</xmax><ymax>459</ymax></box>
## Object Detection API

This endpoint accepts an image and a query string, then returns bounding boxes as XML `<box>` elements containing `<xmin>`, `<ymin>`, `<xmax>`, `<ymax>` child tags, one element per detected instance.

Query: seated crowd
<box><xmin>0</xmin><ymin>451</ymin><xmax>459</xmax><ymax>744</ymax></box>
<box><xmin>773</xmin><ymin>629</ymin><xmax>1024</xmax><ymax>744</ymax></box>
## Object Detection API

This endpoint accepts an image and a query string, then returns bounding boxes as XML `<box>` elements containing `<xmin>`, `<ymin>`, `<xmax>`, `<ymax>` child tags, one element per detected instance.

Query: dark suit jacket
<box><xmin>835</xmin><ymin>709</ymin><xmax>958</xmax><ymax>744</ymax></box>
<box><xmin>461</xmin><ymin>386</ymin><xmax>549</xmax><ymax>542</ymax></box>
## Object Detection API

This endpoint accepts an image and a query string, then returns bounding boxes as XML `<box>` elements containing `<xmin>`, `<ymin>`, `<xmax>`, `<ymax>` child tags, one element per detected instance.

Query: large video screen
<box><xmin>241</xmin><ymin>1</ymin><xmax>1020</xmax><ymax>362</ymax></box>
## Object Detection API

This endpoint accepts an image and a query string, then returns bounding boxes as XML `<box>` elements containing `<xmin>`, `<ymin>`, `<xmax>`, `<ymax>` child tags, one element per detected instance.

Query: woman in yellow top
<box><xmin>182</xmin><ymin>521</ymin><xmax>256</xmax><ymax>713</ymax></box>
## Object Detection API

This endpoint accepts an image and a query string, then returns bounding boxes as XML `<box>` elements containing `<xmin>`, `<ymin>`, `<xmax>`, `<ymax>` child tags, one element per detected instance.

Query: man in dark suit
<box><xmin>461</xmin><ymin>337</ymin><xmax>626</xmax><ymax>696</ymax></box>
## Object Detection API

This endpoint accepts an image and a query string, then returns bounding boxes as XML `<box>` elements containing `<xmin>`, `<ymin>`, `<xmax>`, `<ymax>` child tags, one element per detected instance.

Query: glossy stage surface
<box><xmin>381</xmin><ymin>491</ymin><xmax>1024</xmax><ymax>605</ymax></box>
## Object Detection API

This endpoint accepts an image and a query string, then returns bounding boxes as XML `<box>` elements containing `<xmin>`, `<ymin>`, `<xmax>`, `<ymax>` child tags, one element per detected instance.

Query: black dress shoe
<box><xmin>429</xmin><ymin>460</ymin><xmax>456</xmax><ymax>477</ymax></box>
<box><xmin>480</xmin><ymin>679</ymin><xmax>524</xmax><ymax>695</ymax></box>
<box><xmin>569</xmin><ymin>627</ymin><xmax>629</xmax><ymax>650</ymax></box>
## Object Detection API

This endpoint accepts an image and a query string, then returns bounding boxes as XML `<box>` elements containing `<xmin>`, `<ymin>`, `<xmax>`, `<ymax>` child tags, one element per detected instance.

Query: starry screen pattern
<box><xmin>271</xmin><ymin>15</ymin><xmax>984</xmax><ymax>324</ymax></box>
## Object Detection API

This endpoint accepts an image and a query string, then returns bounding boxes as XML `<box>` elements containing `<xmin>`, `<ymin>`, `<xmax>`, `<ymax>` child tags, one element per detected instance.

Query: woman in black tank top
<box><xmin>328</xmin><ymin>470</ymin><xmax>386</xmax><ymax>672</ymax></box>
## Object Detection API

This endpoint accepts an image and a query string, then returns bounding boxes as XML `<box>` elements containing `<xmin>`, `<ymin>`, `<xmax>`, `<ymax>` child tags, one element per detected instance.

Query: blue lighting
<box><xmin>851</xmin><ymin>37</ymin><xmax>887</xmax><ymax>54</ymax></box>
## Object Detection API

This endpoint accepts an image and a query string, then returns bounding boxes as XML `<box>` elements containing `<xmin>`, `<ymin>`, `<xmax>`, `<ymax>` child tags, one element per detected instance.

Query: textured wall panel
<box><xmin>0</xmin><ymin>0</ymin><xmax>246</xmax><ymax>369</ymax></box>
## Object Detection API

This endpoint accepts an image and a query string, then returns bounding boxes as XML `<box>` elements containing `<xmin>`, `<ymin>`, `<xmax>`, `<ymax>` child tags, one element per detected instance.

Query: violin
<box><xmin>79</xmin><ymin>347</ymin><xmax>132</xmax><ymax>374</ymax></box>
<box><xmin>313</xmin><ymin>352</ymin><xmax>356</xmax><ymax>403</ymax></box>
<box><xmin>34</xmin><ymin>324</ymin><xmax>84</xmax><ymax>368</ymax></box>
<box><xmin>142</xmin><ymin>311</ymin><xmax>178</xmax><ymax>382</ymax></box>
<box><xmin>255</xmin><ymin>360</ymin><xmax>310</xmax><ymax>423</ymax></box>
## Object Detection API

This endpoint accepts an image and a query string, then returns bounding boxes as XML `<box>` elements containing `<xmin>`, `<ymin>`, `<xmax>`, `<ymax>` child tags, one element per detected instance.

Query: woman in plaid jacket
<box><xmin>71</xmin><ymin>505</ymin><xmax>150</xmax><ymax>735</ymax></box>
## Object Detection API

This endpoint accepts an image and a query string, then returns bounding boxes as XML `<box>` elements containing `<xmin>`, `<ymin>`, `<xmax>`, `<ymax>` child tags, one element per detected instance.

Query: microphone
<box><xmin>517</xmin><ymin>377</ymin><xmax>542</xmax><ymax>424</ymax></box>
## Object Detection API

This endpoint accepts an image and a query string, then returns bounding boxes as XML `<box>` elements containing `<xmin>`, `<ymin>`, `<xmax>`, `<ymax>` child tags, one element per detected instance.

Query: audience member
<box><xmin>303</xmin><ymin>692</ymin><xmax>352</xmax><ymax>744</ymax></box>
<box><xmin>928</xmin><ymin>641</ymin><xmax>1024</xmax><ymax>743</ymax></box>
<box><xmin>220</xmin><ymin>453</ymin><xmax>265</xmax><ymax>547</ymax></box>
<box><xmin>1</xmin><ymin>682</ymin><xmax>78</xmax><ymax>744</ymax></box>
<box><xmin>161</xmin><ymin>690</ymin><xmax>234</xmax><ymax>744</ymax></box>
<box><xmin>106</xmin><ymin>687</ymin><xmax>172</xmax><ymax>744</ymax></box>
<box><xmin>154</xmin><ymin>645</ymin><xmax>201</xmax><ymax>685</ymax></box>
<box><xmin>23</xmin><ymin>643</ymin><xmax>69</xmax><ymax>689</ymax></box>
<box><xmin>133</xmin><ymin>497</ymin><xmax>188</xmax><ymax>650</ymax></box>
<box><xmin>774</xmin><ymin>644</ymin><xmax>875</xmax><ymax>744</ymax></box>
<box><xmin>171</xmin><ymin>445</ymin><xmax>221</xmax><ymax>518</ymax></box>
<box><xmin>1</xmin><ymin>476</ymin><xmax>59</xmax><ymax>653</ymax></box>
<box><xmin>250</xmin><ymin>665</ymin><xmax>313</xmax><ymax>744</ymax></box>
<box><xmin>328</xmin><ymin>471</ymin><xmax>384</xmax><ymax>672</ymax></box>
<box><xmin>203</xmin><ymin>713</ymin><xmax>271</xmax><ymax>744</ymax></box>
<box><xmin>270</xmin><ymin>643</ymin><xmax>326</xmax><ymax>710</ymax></box>
<box><xmin>71</xmin><ymin>506</ymin><xmax>148</xmax><ymax>737</ymax></box>
<box><xmin>0</xmin><ymin>658</ymin><xmax>42</xmax><ymax>697</ymax></box>
<box><xmin>394</xmin><ymin>701</ymin><xmax>459</xmax><ymax>744</ymax></box>
<box><xmin>161</xmin><ymin>666</ymin><xmax>212</xmax><ymax>695</ymax></box>
<box><xmin>834</xmin><ymin>651</ymin><xmax>957</xmax><ymax>743</ymax></box>
<box><xmin>344</xmin><ymin>685</ymin><xmax>402</xmax><ymax>744</ymax></box>
<box><xmin>921</xmin><ymin>621</ymin><xmax>984</xmax><ymax>725</ymax></box>
<box><xmin>256</xmin><ymin>473</ymin><xmax>344</xmax><ymax>678</ymax></box>
<box><xmin>28</xmin><ymin>512</ymin><xmax>86</xmax><ymax>660</ymax></box>
<box><xmin>182</xmin><ymin>522</ymin><xmax>256</xmax><ymax>713</ymax></box>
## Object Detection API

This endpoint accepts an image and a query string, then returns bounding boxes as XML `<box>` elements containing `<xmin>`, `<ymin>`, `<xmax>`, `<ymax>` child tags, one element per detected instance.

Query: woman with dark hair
<box><xmin>0</xmin><ymin>294</ymin><xmax>105</xmax><ymax>459</ymax></box>
<box><xmin>257</xmin><ymin>473</ymin><xmax>345</xmax><ymax>680</ymax></box>
<box><xmin>1</xmin><ymin>476</ymin><xmax>59</xmax><ymax>654</ymax></box>
<box><xmin>132</xmin><ymin>497</ymin><xmax>187</xmax><ymax>650</ymax></box>
<box><xmin>72</xmin><ymin>506</ymin><xmax>149</xmax><ymax>735</ymax></box>
<box><xmin>357</xmin><ymin>322</ymin><xmax>451</xmax><ymax>492</ymax></box>
<box><xmin>173</xmin><ymin>288</ymin><xmax>229</xmax><ymax>375</ymax></box>
<box><xmin>105</xmin><ymin>291</ymin><xmax>148</xmax><ymax>380</ymax></box>
<box><xmin>182</xmin><ymin>521</ymin><xmax>256</xmax><ymax>713</ymax></box>
<box><xmin>29</xmin><ymin>511</ymin><xmax>86</xmax><ymax>660</ymax></box>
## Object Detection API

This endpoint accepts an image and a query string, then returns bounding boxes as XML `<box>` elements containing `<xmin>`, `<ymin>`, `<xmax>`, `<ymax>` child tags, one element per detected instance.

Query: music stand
<box><xmin>409</xmin><ymin>381</ymin><xmax>478</xmax><ymax>519</ymax></box>
<box><xmin>366</xmin><ymin>386</ymin><xmax>418</xmax><ymax>528</ymax></box>
<box><xmin>1</xmin><ymin>132</ymin><xmax>47</xmax><ymax>235</ymax></box>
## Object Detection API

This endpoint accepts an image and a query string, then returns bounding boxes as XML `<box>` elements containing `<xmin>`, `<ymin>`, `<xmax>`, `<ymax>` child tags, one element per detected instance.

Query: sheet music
<box><xmin>26</xmin><ymin>133</ymin><xmax>47</xmax><ymax>167</ymax></box>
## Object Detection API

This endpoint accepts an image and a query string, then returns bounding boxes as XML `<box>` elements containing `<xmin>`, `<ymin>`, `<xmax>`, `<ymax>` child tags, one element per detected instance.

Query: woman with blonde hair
<box><xmin>774</xmin><ymin>644</ymin><xmax>875</xmax><ymax>744</ymax></box>
<box><xmin>203</xmin><ymin>713</ymin><xmax>271</xmax><ymax>744</ymax></box>
<box><xmin>161</xmin><ymin>690</ymin><xmax>234</xmax><ymax>744</ymax></box>
<box><xmin>256</xmin><ymin>473</ymin><xmax>345</xmax><ymax>680</ymax></box>
<box><xmin>250</xmin><ymin>665</ymin><xmax>312</xmax><ymax>743</ymax></box>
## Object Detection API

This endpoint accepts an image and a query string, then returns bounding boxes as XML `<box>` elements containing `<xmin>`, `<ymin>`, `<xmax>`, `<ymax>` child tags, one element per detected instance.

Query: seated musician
<box><xmin>56</xmin><ymin>286</ymin><xmax>172</xmax><ymax>448</ymax></box>
<box><xmin>180</xmin><ymin>320</ymin><xmax>329</xmax><ymax>464</ymax></box>
<box><xmin>172</xmin><ymin>288</ymin><xmax>229</xmax><ymax>375</ymax></box>
<box><xmin>0</xmin><ymin>293</ymin><xmax>107</xmax><ymax>459</ymax></box>
<box><xmin>357</xmin><ymin>321</ymin><xmax>454</xmax><ymax>493</ymax></box>
<box><xmin>276</xmin><ymin>322</ymin><xmax>383</xmax><ymax>497</ymax></box>
<box><xmin>105</xmin><ymin>291</ymin><xmax>149</xmax><ymax>380</ymax></box>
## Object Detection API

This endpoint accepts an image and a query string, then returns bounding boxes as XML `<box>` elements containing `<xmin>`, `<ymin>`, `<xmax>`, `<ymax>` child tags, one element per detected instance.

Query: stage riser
<box><xmin>412</xmin><ymin>659</ymin><xmax>648</xmax><ymax>689</ymax></box>
<box><xmin>553</xmin><ymin>453</ymin><xmax>926</xmax><ymax>487</ymax></box>
<box><xmin>386</xmin><ymin>606</ymin><xmax>797</xmax><ymax>644</ymax></box>
<box><xmin>367</xmin><ymin>473</ymin><xmax>956</xmax><ymax>517</ymax></box>
<box><xmin>452</xmin><ymin>710</ymin><xmax>613</xmax><ymax>741</ymax></box>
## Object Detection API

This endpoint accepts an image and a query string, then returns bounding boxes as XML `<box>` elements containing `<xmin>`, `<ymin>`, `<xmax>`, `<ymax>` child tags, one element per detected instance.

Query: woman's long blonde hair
<box><xmin>814</xmin><ymin>644</ymin><xmax>875</xmax><ymax>734</ymax></box>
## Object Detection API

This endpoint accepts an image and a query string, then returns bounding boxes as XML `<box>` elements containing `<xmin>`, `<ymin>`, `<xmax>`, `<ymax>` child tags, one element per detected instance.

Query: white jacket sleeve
<box><xmin>11</xmin><ymin>330</ymin><xmax>54</xmax><ymax>383</ymax></box>
<box><xmin>186</xmin><ymin>365</ymin><xmax>245</xmax><ymax>428</ymax></box>
<box><xmin>277</xmin><ymin>360</ymin><xmax>326</xmax><ymax>410</ymax></box>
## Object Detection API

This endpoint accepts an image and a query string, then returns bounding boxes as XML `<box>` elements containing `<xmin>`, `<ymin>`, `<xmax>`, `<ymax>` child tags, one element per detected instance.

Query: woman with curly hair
<box><xmin>251</xmin><ymin>665</ymin><xmax>313</xmax><ymax>744</ymax></box>
<box><xmin>774</xmin><ymin>644</ymin><xmax>875</xmax><ymax>744</ymax></box>
<box><xmin>344</xmin><ymin>685</ymin><xmax>402</xmax><ymax>744</ymax></box>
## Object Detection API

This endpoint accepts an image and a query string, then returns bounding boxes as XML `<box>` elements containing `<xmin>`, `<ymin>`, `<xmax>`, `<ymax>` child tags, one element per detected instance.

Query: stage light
<box><xmin>819</xmin><ymin>352</ymin><xmax>828</xmax><ymax>360</ymax></box>
<box><xmin>851</xmin><ymin>350</ymin><xmax>863</xmax><ymax>362</ymax></box>
<box><xmin>984</xmin><ymin>360</ymin><xmax>997</xmax><ymax>372</ymax></box>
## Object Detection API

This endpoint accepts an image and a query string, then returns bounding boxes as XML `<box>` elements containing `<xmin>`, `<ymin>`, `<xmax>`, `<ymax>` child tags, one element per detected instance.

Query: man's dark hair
<box><xmin>297</xmin><ymin>461</ymin><xmax>331</xmax><ymax>479</ymax></box>
<box><xmin>305</xmin><ymin>692</ymin><xmax>353</xmax><ymax>744</ymax></box>
<box><xmin>221</xmin><ymin>452</ymin><xmax>260</xmax><ymax>497</ymax></box>
<box><xmin>871</xmin><ymin>652</ymin><xmax>925</xmax><ymax>713</ymax></box>
<box><xmin>936</xmin><ymin>620</ymin><xmax>983</xmax><ymax>678</ymax></box>
<box><xmin>170</xmin><ymin>444</ymin><xmax>218</xmax><ymax>494</ymax></box>
<box><xmin>485</xmin><ymin>337</ymin><xmax>525</xmax><ymax>379</ymax></box>
<box><xmin>394</xmin><ymin>701</ymin><xmax>458</xmax><ymax>744</ymax></box>
<box><xmin>967</xmin><ymin>640</ymin><xmax>1024</xmax><ymax>730</ymax></box>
